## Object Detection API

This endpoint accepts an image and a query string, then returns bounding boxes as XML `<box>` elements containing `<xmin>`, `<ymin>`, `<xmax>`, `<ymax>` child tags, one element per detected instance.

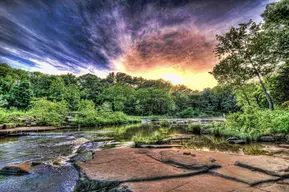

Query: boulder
<box><xmin>273</xmin><ymin>134</ymin><xmax>287</xmax><ymax>142</ymax></box>
<box><xmin>3</xmin><ymin>123</ymin><xmax>17</xmax><ymax>129</ymax></box>
<box><xmin>259</xmin><ymin>135</ymin><xmax>275</xmax><ymax>142</ymax></box>
<box><xmin>0</xmin><ymin>162</ymin><xmax>31</xmax><ymax>175</ymax></box>
<box><xmin>227</xmin><ymin>137</ymin><xmax>246</xmax><ymax>144</ymax></box>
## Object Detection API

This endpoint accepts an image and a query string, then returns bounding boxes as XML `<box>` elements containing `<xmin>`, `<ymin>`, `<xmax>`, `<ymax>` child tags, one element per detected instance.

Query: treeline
<box><xmin>0</xmin><ymin>63</ymin><xmax>238</xmax><ymax>118</ymax></box>
<box><xmin>211</xmin><ymin>0</ymin><xmax>289</xmax><ymax>138</ymax></box>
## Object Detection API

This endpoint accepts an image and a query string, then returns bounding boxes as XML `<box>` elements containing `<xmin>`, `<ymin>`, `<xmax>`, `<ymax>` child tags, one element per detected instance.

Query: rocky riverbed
<box><xmin>0</xmin><ymin>123</ymin><xmax>288</xmax><ymax>191</ymax></box>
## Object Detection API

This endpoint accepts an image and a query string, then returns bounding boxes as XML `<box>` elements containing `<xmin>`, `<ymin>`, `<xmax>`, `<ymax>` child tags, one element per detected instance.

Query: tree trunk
<box><xmin>239</xmin><ymin>84</ymin><xmax>251</xmax><ymax>106</ymax></box>
<box><xmin>256</xmin><ymin>73</ymin><xmax>274</xmax><ymax>110</ymax></box>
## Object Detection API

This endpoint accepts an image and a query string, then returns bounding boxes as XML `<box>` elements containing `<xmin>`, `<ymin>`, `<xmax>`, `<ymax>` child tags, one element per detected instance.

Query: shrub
<box><xmin>225</xmin><ymin>108</ymin><xmax>289</xmax><ymax>138</ymax></box>
<box><xmin>133</xmin><ymin>128</ymin><xmax>169</xmax><ymax>145</ymax></box>
<box><xmin>160</xmin><ymin>119</ymin><xmax>170</xmax><ymax>126</ymax></box>
<box><xmin>29</xmin><ymin>98</ymin><xmax>68</xmax><ymax>126</ymax></box>
<box><xmin>0</xmin><ymin>108</ymin><xmax>9</xmax><ymax>123</ymax></box>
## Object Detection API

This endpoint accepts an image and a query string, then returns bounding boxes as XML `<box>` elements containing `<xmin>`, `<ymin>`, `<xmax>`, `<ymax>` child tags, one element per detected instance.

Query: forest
<box><xmin>0</xmin><ymin>0</ymin><xmax>288</xmax><ymax>139</ymax></box>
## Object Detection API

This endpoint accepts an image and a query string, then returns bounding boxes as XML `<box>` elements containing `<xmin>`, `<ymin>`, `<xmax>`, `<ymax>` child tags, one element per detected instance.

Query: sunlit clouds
<box><xmin>0</xmin><ymin>0</ymin><xmax>271</xmax><ymax>89</ymax></box>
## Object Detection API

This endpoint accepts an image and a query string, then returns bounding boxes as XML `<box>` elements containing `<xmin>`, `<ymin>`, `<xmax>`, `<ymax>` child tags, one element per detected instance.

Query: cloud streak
<box><xmin>0</xmin><ymin>0</ymin><xmax>270</xmax><ymax>88</ymax></box>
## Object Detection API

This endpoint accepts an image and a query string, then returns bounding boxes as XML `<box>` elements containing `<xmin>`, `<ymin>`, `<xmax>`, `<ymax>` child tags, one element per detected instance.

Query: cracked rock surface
<box><xmin>76</xmin><ymin>148</ymin><xmax>289</xmax><ymax>192</ymax></box>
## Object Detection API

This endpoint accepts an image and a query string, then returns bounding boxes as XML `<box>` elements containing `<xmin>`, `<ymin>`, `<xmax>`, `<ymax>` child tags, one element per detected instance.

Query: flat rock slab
<box><xmin>142</xmin><ymin>149</ymin><xmax>220</xmax><ymax>169</ymax></box>
<box><xmin>78</xmin><ymin>148</ymin><xmax>207</xmax><ymax>182</ymax></box>
<box><xmin>256</xmin><ymin>182</ymin><xmax>289</xmax><ymax>192</ymax></box>
<box><xmin>212</xmin><ymin>165</ymin><xmax>278</xmax><ymax>185</ymax></box>
<box><xmin>235</xmin><ymin>157</ymin><xmax>289</xmax><ymax>177</ymax></box>
<box><xmin>78</xmin><ymin>148</ymin><xmax>289</xmax><ymax>191</ymax></box>
<box><xmin>121</xmin><ymin>174</ymin><xmax>247</xmax><ymax>192</ymax></box>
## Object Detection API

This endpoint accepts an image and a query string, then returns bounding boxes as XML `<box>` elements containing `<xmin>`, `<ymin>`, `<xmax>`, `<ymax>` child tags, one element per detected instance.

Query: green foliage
<box><xmin>185</xmin><ymin>124</ymin><xmax>202</xmax><ymax>134</ymax></box>
<box><xmin>133</xmin><ymin>128</ymin><xmax>169</xmax><ymax>145</ymax></box>
<box><xmin>7</xmin><ymin>80</ymin><xmax>33</xmax><ymax>110</ymax></box>
<box><xmin>226</xmin><ymin>109</ymin><xmax>289</xmax><ymax>137</ymax></box>
<box><xmin>75</xmin><ymin>100</ymin><xmax>140</xmax><ymax>126</ymax></box>
<box><xmin>29</xmin><ymin>98</ymin><xmax>68</xmax><ymax>126</ymax></box>
<box><xmin>159</xmin><ymin>119</ymin><xmax>170</xmax><ymax>126</ymax></box>
<box><xmin>0</xmin><ymin>109</ymin><xmax>9</xmax><ymax>123</ymax></box>
<box><xmin>178</xmin><ymin>107</ymin><xmax>202</xmax><ymax>118</ymax></box>
<box><xmin>135</xmin><ymin>87</ymin><xmax>176</xmax><ymax>116</ymax></box>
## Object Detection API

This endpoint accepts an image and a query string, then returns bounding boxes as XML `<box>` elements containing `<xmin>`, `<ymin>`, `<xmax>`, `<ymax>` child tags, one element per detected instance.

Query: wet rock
<box><xmin>227</xmin><ymin>137</ymin><xmax>246</xmax><ymax>144</ymax></box>
<box><xmin>0</xmin><ymin>124</ymin><xmax>4</xmax><ymax>129</ymax></box>
<box><xmin>259</xmin><ymin>135</ymin><xmax>275</xmax><ymax>142</ymax></box>
<box><xmin>0</xmin><ymin>162</ymin><xmax>31</xmax><ymax>175</ymax></box>
<box><xmin>70</xmin><ymin>151</ymin><xmax>93</xmax><ymax>162</ymax></box>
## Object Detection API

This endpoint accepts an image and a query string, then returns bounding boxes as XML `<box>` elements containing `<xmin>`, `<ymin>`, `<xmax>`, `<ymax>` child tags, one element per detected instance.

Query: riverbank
<box><xmin>0</xmin><ymin>126</ymin><xmax>62</xmax><ymax>136</ymax></box>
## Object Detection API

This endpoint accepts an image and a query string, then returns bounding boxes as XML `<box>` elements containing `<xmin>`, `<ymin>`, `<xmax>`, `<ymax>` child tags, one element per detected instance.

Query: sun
<box><xmin>162</xmin><ymin>73</ymin><xmax>184</xmax><ymax>85</ymax></box>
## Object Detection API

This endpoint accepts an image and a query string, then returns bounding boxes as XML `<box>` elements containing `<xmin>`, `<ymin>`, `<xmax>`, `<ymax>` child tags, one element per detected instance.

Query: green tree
<box><xmin>7</xmin><ymin>80</ymin><xmax>33</xmax><ymax>109</ymax></box>
<box><xmin>78</xmin><ymin>74</ymin><xmax>107</xmax><ymax>104</ymax></box>
<box><xmin>211</xmin><ymin>54</ymin><xmax>252</xmax><ymax>106</ymax></box>
<box><xmin>216</xmin><ymin>20</ymin><xmax>276</xmax><ymax>110</ymax></box>
<box><xmin>100</xmin><ymin>84</ymin><xmax>135</xmax><ymax>113</ymax></box>
<box><xmin>135</xmin><ymin>88</ymin><xmax>175</xmax><ymax>115</ymax></box>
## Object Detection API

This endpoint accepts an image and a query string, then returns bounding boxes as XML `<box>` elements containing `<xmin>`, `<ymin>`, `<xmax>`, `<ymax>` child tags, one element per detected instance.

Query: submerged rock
<box><xmin>0</xmin><ymin>162</ymin><xmax>31</xmax><ymax>175</ymax></box>
<box><xmin>227</xmin><ymin>137</ymin><xmax>246</xmax><ymax>144</ymax></box>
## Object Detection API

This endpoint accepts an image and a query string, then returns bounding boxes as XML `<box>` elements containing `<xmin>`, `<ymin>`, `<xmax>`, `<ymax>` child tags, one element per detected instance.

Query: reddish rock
<box><xmin>235</xmin><ymin>157</ymin><xmax>289</xmax><ymax>177</ymax></box>
<box><xmin>212</xmin><ymin>166</ymin><xmax>278</xmax><ymax>185</ymax></box>
<box><xmin>0</xmin><ymin>162</ymin><xmax>31</xmax><ymax>175</ymax></box>
<box><xmin>77</xmin><ymin>148</ymin><xmax>288</xmax><ymax>192</ymax></box>
<box><xmin>78</xmin><ymin>148</ymin><xmax>207</xmax><ymax>182</ymax></box>
<box><xmin>121</xmin><ymin>174</ymin><xmax>247</xmax><ymax>192</ymax></box>
<box><xmin>257</xmin><ymin>182</ymin><xmax>289</xmax><ymax>192</ymax></box>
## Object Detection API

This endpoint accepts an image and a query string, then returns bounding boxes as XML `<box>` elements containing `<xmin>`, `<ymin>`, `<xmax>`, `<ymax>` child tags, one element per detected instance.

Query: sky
<box><xmin>0</xmin><ymin>0</ymin><xmax>273</xmax><ymax>90</ymax></box>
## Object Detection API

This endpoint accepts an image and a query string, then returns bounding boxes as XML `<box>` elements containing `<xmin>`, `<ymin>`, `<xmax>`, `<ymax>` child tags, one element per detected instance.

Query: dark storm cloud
<box><xmin>0</xmin><ymin>0</ymin><xmax>269</xmax><ymax>74</ymax></box>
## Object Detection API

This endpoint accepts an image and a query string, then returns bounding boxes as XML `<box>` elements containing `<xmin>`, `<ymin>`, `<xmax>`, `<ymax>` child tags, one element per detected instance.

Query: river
<box><xmin>0</xmin><ymin>123</ymin><xmax>286</xmax><ymax>191</ymax></box>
